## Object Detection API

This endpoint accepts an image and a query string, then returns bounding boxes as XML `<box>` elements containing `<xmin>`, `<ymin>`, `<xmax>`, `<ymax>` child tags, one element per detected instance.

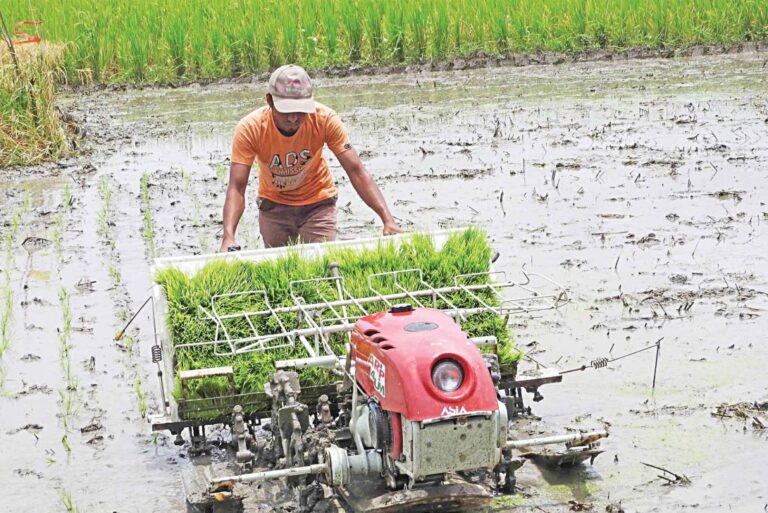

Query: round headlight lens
<box><xmin>431</xmin><ymin>360</ymin><xmax>464</xmax><ymax>392</ymax></box>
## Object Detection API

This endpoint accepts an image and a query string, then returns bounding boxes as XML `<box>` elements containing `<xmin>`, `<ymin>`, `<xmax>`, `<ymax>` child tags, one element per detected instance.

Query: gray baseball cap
<box><xmin>268</xmin><ymin>64</ymin><xmax>315</xmax><ymax>114</ymax></box>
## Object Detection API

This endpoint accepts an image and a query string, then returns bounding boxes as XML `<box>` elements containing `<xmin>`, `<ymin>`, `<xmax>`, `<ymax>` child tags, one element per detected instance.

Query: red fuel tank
<box><xmin>351</xmin><ymin>306</ymin><xmax>499</xmax><ymax>421</ymax></box>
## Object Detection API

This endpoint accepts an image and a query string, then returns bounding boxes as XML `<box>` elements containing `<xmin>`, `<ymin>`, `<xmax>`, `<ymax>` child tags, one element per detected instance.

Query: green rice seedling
<box><xmin>214</xmin><ymin>162</ymin><xmax>227</xmax><ymax>183</ymax></box>
<box><xmin>97</xmin><ymin>176</ymin><xmax>113</xmax><ymax>241</ymax></box>
<box><xmin>58</xmin><ymin>285</ymin><xmax>79</xmax><ymax>395</ymax></box>
<box><xmin>0</xmin><ymin>285</ymin><xmax>11</xmax><ymax>368</ymax></box>
<box><xmin>155</xmin><ymin>228</ymin><xmax>520</xmax><ymax>411</ymax></box>
<box><xmin>59</xmin><ymin>489</ymin><xmax>78</xmax><ymax>513</ymax></box>
<box><xmin>61</xmin><ymin>434</ymin><xmax>72</xmax><ymax>452</ymax></box>
<box><xmin>63</xmin><ymin>182</ymin><xmax>72</xmax><ymax>213</ymax></box>
<box><xmin>135</xmin><ymin>376</ymin><xmax>147</xmax><ymax>418</ymax></box>
<box><xmin>139</xmin><ymin>171</ymin><xmax>156</xmax><ymax>258</ymax></box>
<box><xmin>59</xmin><ymin>388</ymin><xmax>78</xmax><ymax>428</ymax></box>
<box><xmin>59</xmin><ymin>286</ymin><xmax>72</xmax><ymax>339</ymax></box>
<box><xmin>52</xmin><ymin>212</ymin><xmax>65</xmax><ymax>267</ymax></box>
<box><xmin>0</xmin><ymin>199</ymin><xmax>25</xmax><ymax>372</ymax></box>
<box><xmin>180</xmin><ymin>168</ymin><xmax>208</xmax><ymax>253</ymax></box>
<box><xmin>107</xmin><ymin>263</ymin><xmax>122</xmax><ymax>288</ymax></box>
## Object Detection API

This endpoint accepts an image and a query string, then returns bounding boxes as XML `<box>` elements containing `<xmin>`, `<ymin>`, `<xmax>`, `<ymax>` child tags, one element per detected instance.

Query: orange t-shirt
<box><xmin>231</xmin><ymin>102</ymin><xmax>351</xmax><ymax>206</ymax></box>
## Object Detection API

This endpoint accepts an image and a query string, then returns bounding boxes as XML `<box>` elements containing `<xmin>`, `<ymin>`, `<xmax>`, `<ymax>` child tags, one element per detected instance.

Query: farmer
<box><xmin>220</xmin><ymin>64</ymin><xmax>401</xmax><ymax>251</ymax></box>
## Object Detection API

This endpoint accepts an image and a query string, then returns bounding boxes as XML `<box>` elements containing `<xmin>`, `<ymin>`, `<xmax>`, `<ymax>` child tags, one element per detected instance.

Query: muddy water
<box><xmin>1</xmin><ymin>52</ymin><xmax>767</xmax><ymax>512</ymax></box>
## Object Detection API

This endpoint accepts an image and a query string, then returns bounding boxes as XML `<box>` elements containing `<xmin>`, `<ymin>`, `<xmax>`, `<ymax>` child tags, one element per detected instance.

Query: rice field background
<box><xmin>4</xmin><ymin>0</ymin><xmax>768</xmax><ymax>85</ymax></box>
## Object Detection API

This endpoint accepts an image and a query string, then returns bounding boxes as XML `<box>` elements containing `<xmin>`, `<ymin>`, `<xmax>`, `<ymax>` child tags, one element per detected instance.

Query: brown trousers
<box><xmin>257</xmin><ymin>196</ymin><xmax>337</xmax><ymax>248</ymax></box>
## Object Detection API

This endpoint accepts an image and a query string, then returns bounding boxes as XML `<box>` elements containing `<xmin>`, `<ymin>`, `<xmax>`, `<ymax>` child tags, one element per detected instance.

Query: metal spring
<box><xmin>591</xmin><ymin>357</ymin><xmax>609</xmax><ymax>369</ymax></box>
<box><xmin>151</xmin><ymin>345</ymin><xmax>162</xmax><ymax>363</ymax></box>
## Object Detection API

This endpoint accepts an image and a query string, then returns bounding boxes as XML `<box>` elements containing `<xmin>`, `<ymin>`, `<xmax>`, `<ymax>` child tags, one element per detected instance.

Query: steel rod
<box><xmin>211</xmin><ymin>463</ymin><xmax>327</xmax><ymax>485</ymax></box>
<box><xmin>207</xmin><ymin>281</ymin><xmax>566</xmax><ymax>320</ymax></box>
<box><xmin>559</xmin><ymin>342</ymin><xmax>662</xmax><ymax>375</ymax></box>
<box><xmin>177</xmin><ymin>305</ymin><xmax>561</xmax><ymax>354</ymax></box>
<box><xmin>505</xmin><ymin>430</ymin><xmax>608</xmax><ymax>449</ymax></box>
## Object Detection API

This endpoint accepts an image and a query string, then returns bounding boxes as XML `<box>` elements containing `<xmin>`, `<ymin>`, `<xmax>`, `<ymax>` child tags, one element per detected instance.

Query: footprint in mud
<box><xmin>6</xmin><ymin>423</ymin><xmax>44</xmax><ymax>436</ymax></box>
<box><xmin>21</xmin><ymin>236</ymin><xmax>53</xmax><ymax>254</ymax></box>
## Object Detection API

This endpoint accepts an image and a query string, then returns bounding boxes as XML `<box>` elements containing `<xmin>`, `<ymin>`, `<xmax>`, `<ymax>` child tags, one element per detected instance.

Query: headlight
<box><xmin>431</xmin><ymin>359</ymin><xmax>464</xmax><ymax>392</ymax></box>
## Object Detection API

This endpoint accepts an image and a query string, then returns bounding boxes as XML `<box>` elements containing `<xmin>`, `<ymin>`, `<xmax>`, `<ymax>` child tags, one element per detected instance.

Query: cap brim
<box><xmin>272</xmin><ymin>96</ymin><xmax>315</xmax><ymax>114</ymax></box>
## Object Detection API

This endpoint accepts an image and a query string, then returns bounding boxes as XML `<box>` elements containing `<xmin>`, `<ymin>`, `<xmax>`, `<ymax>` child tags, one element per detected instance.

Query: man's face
<box><xmin>267</xmin><ymin>94</ymin><xmax>307</xmax><ymax>136</ymax></box>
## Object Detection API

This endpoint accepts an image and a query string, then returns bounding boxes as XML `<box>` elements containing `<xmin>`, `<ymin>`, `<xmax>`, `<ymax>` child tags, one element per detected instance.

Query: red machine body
<box><xmin>351</xmin><ymin>307</ymin><xmax>499</xmax><ymax>422</ymax></box>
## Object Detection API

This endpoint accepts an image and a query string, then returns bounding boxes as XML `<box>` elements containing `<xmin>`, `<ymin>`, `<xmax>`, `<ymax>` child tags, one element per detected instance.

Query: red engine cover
<box><xmin>351</xmin><ymin>307</ymin><xmax>498</xmax><ymax>422</ymax></box>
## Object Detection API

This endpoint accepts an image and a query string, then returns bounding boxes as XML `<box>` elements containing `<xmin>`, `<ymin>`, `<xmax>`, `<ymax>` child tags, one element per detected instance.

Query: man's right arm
<box><xmin>220</xmin><ymin>162</ymin><xmax>252</xmax><ymax>252</ymax></box>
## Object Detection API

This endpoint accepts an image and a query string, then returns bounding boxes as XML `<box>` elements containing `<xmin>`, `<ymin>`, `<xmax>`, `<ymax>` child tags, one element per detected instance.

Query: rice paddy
<box><xmin>3</xmin><ymin>0</ymin><xmax>767</xmax><ymax>85</ymax></box>
<box><xmin>95</xmin><ymin>174</ymin><xmax>148</xmax><ymax>417</ymax></box>
<box><xmin>155</xmin><ymin>228</ymin><xmax>519</xmax><ymax>404</ymax></box>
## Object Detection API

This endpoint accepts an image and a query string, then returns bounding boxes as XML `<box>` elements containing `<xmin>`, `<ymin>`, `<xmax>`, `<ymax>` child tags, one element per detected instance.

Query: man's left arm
<box><xmin>337</xmin><ymin>148</ymin><xmax>401</xmax><ymax>235</ymax></box>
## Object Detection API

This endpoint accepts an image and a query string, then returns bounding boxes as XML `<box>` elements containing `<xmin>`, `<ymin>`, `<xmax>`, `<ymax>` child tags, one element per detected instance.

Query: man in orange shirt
<box><xmin>220</xmin><ymin>64</ymin><xmax>401</xmax><ymax>250</ymax></box>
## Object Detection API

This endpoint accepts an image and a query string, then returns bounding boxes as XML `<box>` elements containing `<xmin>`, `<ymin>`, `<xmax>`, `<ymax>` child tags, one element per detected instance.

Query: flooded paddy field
<box><xmin>1</xmin><ymin>51</ymin><xmax>767</xmax><ymax>512</ymax></box>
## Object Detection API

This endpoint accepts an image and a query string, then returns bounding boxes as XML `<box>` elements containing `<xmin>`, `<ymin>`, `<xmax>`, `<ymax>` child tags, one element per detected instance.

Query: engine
<box><xmin>348</xmin><ymin>304</ymin><xmax>508</xmax><ymax>487</ymax></box>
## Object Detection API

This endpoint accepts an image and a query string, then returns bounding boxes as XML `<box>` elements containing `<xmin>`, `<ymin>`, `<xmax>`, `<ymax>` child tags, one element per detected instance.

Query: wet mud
<box><xmin>1</xmin><ymin>51</ymin><xmax>767</xmax><ymax>512</ymax></box>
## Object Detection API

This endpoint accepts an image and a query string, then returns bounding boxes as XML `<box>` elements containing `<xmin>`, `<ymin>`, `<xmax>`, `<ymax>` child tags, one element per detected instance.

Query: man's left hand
<box><xmin>383</xmin><ymin>221</ymin><xmax>402</xmax><ymax>236</ymax></box>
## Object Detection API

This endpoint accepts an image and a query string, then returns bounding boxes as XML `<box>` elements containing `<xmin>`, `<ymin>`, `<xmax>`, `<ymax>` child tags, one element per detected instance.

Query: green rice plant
<box><xmin>58</xmin><ymin>286</ymin><xmax>78</xmax><ymax>388</ymax></box>
<box><xmin>214</xmin><ymin>162</ymin><xmax>227</xmax><ymax>183</ymax></box>
<box><xmin>385</xmin><ymin>6</ymin><xmax>406</xmax><ymax>63</ymax></box>
<box><xmin>135</xmin><ymin>376</ymin><xmax>147</xmax><ymax>418</ymax></box>
<box><xmin>139</xmin><ymin>171</ymin><xmax>156</xmax><ymax>258</ymax></box>
<box><xmin>63</xmin><ymin>182</ymin><xmax>71</xmax><ymax>213</ymax></box>
<box><xmin>407</xmin><ymin>3</ymin><xmax>428</xmax><ymax>60</ymax></box>
<box><xmin>59</xmin><ymin>488</ymin><xmax>78</xmax><ymax>513</ymax></box>
<box><xmin>155</xmin><ymin>229</ymin><xmax>519</xmax><ymax>405</ymax></box>
<box><xmin>363</xmin><ymin>0</ymin><xmax>385</xmax><ymax>61</ymax></box>
<box><xmin>108</xmin><ymin>264</ymin><xmax>121</xmax><ymax>285</ymax></box>
<box><xmin>0</xmin><ymin>198</ymin><xmax>27</xmax><ymax>374</ymax></box>
<box><xmin>59</xmin><ymin>388</ymin><xmax>78</xmax><ymax>428</ymax></box>
<box><xmin>341</xmin><ymin>1</ymin><xmax>363</xmax><ymax>62</ymax></box>
<box><xmin>431</xmin><ymin>2</ymin><xmax>450</xmax><ymax>58</ymax></box>
<box><xmin>180</xmin><ymin>168</ymin><xmax>208</xmax><ymax>253</ymax></box>
<box><xmin>122</xmin><ymin>333</ymin><xmax>135</xmax><ymax>352</ymax></box>
<box><xmin>53</xmin><ymin>213</ymin><xmax>64</xmax><ymax>267</ymax></box>
<box><xmin>61</xmin><ymin>434</ymin><xmax>71</xmax><ymax>453</ymax></box>
<box><xmin>3</xmin><ymin>0</ymin><xmax>768</xmax><ymax>85</ymax></box>
<box><xmin>320</xmin><ymin>4</ymin><xmax>339</xmax><ymax>62</ymax></box>
<box><xmin>97</xmin><ymin>176</ymin><xmax>112</xmax><ymax>242</ymax></box>
<box><xmin>0</xmin><ymin>285</ymin><xmax>11</xmax><ymax>370</ymax></box>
